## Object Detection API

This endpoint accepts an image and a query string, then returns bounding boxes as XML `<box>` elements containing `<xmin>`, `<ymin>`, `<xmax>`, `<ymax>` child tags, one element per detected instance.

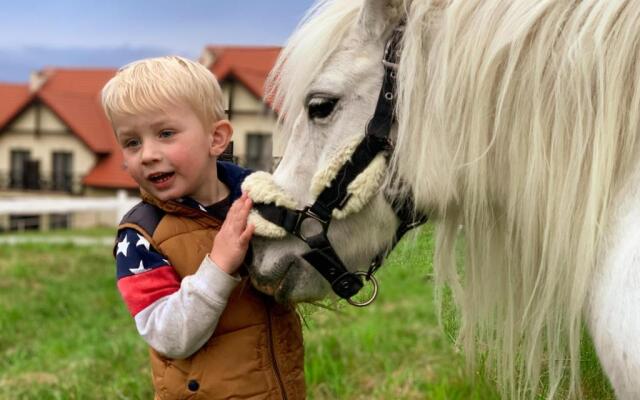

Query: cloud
<box><xmin>0</xmin><ymin>45</ymin><xmax>196</xmax><ymax>83</ymax></box>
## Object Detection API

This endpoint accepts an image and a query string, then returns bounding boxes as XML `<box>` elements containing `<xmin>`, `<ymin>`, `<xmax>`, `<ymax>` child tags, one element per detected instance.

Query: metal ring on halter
<box><xmin>346</xmin><ymin>272</ymin><xmax>379</xmax><ymax>307</ymax></box>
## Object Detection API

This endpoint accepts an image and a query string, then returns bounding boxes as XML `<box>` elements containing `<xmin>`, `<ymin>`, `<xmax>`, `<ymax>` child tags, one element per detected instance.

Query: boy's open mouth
<box><xmin>148</xmin><ymin>172</ymin><xmax>174</xmax><ymax>183</ymax></box>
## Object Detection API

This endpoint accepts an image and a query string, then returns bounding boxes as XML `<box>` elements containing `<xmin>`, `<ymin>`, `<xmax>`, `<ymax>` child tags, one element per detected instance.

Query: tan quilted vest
<box><xmin>119</xmin><ymin>193</ymin><xmax>306</xmax><ymax>400</ymax></box>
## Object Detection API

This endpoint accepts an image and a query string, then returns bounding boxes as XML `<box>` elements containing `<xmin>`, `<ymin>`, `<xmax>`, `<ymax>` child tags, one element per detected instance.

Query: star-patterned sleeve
<box><xmin>115</xmin><ymin>228</ymin><xmax>241</xmax><ymax>359</ymax></box>
<box><xmin>115</xmin><ymin>229</ymin><xmax>180</xmax><ymax>316</ymax></box>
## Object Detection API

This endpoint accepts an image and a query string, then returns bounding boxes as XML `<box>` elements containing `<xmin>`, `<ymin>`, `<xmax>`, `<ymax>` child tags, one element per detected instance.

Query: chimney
<box><xmin>29</xmin><ymin>70</ymin><xmax>49</xmax><ymax>93</ymax></box>
<box><xmin>198</xmin><ymin>47</ymin><xmax>218</xmax><ymax>69</ymax></box>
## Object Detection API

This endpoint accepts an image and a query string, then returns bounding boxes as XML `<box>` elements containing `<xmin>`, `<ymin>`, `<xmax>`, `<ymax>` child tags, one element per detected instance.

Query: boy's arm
<box><xmin>116</xmin><ymin>228</ymin><xmax>240</xmax><ymax>359</ymax></box>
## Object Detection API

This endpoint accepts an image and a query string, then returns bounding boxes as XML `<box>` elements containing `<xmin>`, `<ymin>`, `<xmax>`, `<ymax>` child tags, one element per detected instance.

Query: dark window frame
<box><xmin>9</xmin><ymin>149</ymin><xmax>31</xmax><ymax>189</ymax></box>
<box><xmin>51</xmin><ymin>151</ymin><xmax>73</xmax><ymax>192</ymax></box>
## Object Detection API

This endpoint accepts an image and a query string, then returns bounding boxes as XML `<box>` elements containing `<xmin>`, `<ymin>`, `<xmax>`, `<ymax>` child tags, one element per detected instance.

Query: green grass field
<box><xmin>0</xmin><ymin>227</ymin><xmax>614</xmax><ymax>399</ymax></box>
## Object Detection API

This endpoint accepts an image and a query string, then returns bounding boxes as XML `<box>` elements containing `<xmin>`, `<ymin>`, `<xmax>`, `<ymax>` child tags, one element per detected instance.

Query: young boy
<box><xmin>101</xmin><ymin>56</ymin><xmax>305</xmax><ymax>400</ymax></box>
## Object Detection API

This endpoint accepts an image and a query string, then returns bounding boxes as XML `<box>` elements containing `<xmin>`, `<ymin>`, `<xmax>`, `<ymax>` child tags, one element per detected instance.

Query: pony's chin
<box><xmin>248</xmin><ymin>254</ymin><xmax>330</xmax><ymax>303</ymax></box>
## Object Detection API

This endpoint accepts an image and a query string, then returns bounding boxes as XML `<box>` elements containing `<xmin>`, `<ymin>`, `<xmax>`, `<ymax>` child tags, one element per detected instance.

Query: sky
<box><xmin>0</xmin><ymin>0</ymin><xmax>316</xmax><ymax>83</ymax></box>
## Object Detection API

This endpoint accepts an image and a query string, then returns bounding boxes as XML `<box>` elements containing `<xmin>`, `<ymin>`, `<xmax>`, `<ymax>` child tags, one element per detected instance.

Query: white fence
<box><xmin>0</xmin><ymin>190</ymin><xmax>140</xmax><ymax>230</ymax></box>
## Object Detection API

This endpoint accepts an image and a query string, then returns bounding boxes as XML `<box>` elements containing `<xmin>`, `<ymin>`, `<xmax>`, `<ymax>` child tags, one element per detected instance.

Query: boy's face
<box><xmin>112</xmin><ymin>102</ymin><xmax>221</xmax><ymax>204</ymax></box>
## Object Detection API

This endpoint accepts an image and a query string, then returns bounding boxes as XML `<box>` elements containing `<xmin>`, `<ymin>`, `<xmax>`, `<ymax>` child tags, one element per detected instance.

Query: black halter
<box><xmin>254</xmin><ymin>24</ymin><xmax>428</xmax><ymax>305</ymax></box>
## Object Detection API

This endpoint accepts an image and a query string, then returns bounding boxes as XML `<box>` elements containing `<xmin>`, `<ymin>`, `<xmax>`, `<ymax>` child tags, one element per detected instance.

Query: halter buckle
<box><xmin>292</xmin><ymin>207</ymin><xmax>329</xmax><ymax>242</ymax></box>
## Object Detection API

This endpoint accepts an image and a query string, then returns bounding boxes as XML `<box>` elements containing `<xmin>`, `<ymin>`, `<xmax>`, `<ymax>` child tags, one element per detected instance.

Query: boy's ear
<box><xmin>209</xmin><ymin>120</ymin><xmax>233</xmax><ymax>157</ymax></box>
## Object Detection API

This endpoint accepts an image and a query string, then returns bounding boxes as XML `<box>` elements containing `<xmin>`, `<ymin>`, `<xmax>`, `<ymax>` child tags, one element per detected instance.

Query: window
<box><xmin>23</xmin><ymin>160</ymin><xmax>41</xmax><ymax>190</ymax></box>
<box><xmin>10</xmin><ymin>150</ymin><xmax>40</xmax><ymax>190</ymax></box>
<box><xmin>52</xmin><ymin>152</ymin><xmax>73</xmax><ymax>192</ymax></box>
<box><xmin>245</xmin><ymin>133</ymin><xmax>273</xmax><ymax>171</ymax></box>
<box><xmin>9</xmin><ymin>215</ymin><xmax>40</xmax><ymax>231</ymax></box>
<box><xmin>49</xmin><ymin>213</ymin><xmax>71</xmax><ymax>230</ymax></box>
<box><xmin>10</xmin><ymin>150</ymin><xmax>30</xmax><ymax>189</ymax></box>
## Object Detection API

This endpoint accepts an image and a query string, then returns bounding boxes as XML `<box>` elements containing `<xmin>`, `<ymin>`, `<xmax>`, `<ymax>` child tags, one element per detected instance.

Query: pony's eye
<box><xmin>307</xmin><ymin>96</ymin><xmax>339</xmax><ymax>121</ymax></box>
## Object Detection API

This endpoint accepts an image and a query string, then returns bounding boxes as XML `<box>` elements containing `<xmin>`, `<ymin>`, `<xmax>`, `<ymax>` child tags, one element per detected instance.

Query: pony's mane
<box><xmin>269</xmin><ymin>0</ymin><xmax>640</xmax><ymax>398</ymax></box>
<box><xmin>396</xmin><ymin>0</ymin><xmax>640</xmax><ymax>398</ymax></box>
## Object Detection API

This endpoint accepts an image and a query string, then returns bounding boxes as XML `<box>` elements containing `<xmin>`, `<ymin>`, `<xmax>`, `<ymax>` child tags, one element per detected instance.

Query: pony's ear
<box><xmin>358</xmin><ymin>0</ymin><xmax>396</xmax><ymax>39</ymax></box>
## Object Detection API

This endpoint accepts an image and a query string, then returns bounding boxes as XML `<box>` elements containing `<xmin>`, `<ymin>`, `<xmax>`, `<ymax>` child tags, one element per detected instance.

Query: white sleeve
<box><xmin>133</xmin><ymin>255</ymin><xmax>240</xmax><ymax>359</ymax></box>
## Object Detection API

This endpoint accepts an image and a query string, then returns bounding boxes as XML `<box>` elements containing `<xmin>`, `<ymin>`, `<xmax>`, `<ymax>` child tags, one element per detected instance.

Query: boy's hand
<box><xmin>210</xmin><ymin>193</ymin><xmax>255</xmax><ymax>275</ymax></box>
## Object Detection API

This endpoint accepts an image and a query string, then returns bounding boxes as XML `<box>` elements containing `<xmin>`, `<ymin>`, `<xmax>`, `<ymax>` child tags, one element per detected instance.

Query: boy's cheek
<box><xmin>126</xmin><ymin>167</ymin><xmax>145</xmax><ymax>186</ymax></box>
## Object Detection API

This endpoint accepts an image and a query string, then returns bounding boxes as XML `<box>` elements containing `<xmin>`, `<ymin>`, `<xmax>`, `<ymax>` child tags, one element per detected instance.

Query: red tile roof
<box><xmin>38</xmin><ymin>68</ymin><xmax>117</xmax><ymax>95</ymax></box>
<box><xmin>206</xmin><ymin>46</ymin><xmax>281</xmax><ymax>101</ymax></box>
<box><xmin>83</xmin><ymin>149</ymin><xmax>134</xmax><ymax>189</ymax></box>
<box><xmin>0</xmin><ymin>83</ymin><xmax>32</xmax><ymax>128</ymax></box>
<box><xmin>40</xmin><ymin>91</ymin><xmax>113</xmax><ymax>154</ymax></box>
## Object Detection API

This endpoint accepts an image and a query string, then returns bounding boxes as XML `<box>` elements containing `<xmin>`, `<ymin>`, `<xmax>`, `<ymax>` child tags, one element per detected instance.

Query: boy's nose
<box><xmin>141</xmin><ymin>142</ymin><xmax>162</xmax><ymax>164</ymax></box>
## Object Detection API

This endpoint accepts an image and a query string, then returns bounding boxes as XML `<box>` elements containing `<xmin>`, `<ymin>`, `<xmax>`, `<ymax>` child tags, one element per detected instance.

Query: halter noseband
<box><xmin>253</xmin><ymin>24</ymin><xmax>428</xmax><ymax>306</ymax></box>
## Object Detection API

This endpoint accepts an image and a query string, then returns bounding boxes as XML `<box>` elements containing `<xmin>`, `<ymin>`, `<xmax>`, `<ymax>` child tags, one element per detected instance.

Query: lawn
<box><xmin>0</xmin><ymin>227</ymin><xmax>614</xmax><ymax>399</ymax></box>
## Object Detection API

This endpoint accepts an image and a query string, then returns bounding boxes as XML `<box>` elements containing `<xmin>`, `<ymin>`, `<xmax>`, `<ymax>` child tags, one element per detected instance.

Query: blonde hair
<box><xmin>269</xmin><ymin>0</ymin><xmax>640</xmax><ymax>398</ymax></box>
<box><xmin>101</xmin><ymin>55</ymin><xmax>225</xmax><ymax>127</ymax></box>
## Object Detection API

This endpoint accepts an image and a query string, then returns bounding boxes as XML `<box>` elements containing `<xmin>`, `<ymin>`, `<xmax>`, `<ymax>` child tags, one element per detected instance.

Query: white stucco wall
<box><xmin>0</xmin><ymin>105</ymin><xmax>97</xmax><ymax>179</ymax></box>
<box><xmin>219</xmin><ymin>82</ymin><xmax>284</xmax><ymax>165</ymax></box>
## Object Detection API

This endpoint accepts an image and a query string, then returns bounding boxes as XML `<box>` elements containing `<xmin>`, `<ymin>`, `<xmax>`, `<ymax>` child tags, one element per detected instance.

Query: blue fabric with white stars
<box><xmin>115</xmin><ymin>231</ymin><xmax>170</xmax><ymax>279</ymax></box>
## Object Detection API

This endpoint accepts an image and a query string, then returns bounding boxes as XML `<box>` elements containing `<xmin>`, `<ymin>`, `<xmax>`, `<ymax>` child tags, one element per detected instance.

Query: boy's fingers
<box><xmin>240</xmin><ymin>197</ymin><xmax>252</xmax><ymax>217</ymax></box>
<box><xmin>231</xmin><ymin>196</ymin><xmax>251</xmax><ymax>224</ymax></box>
<box><xmin>241</xmin><ymin>192</ymin><xmax>251</xmax><ymax>206</ymax></box>
<box><xmin>224</xmin><ymin>195</ymin><xmax>252</xmax><ymax>232</ymax></box>
<box><xmin>239</xmin><ymin>223</ymin><xmax>255</xmax><ymax>245</ymax></box>
<box><xmin>228</xmin><ymin>197</ymin><xmax>246</xmax><ymax>221</ymax></box>
<box><xmin>230</xmin><ymin>197</ymin><xmax>243</xmax><ymax>212</ymax></box>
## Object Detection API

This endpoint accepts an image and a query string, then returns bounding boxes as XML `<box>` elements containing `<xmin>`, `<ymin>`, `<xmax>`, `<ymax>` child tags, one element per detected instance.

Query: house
<box><xmin>0</xmin><ymin>70</ymin><xmax>136</xmax><ymax>231</ymax></box>
<box><xmin>0</xmin><ymin>46</ymin><xmax>282</xmax><ymax>231</ymax></box>
<box><xmin>200</xmin><ymin>46</ymin><xmax>282</xmax><ymax>171</ymax></box>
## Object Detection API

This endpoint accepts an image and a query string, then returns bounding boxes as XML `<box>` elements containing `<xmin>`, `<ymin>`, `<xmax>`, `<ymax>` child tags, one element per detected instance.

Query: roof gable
<box><xmin>205</xmin><ymin>46</ymin><xmax>281</xmax><ymax>101</ymax></box>
<box><xmin>38</xmin><ymin>68</ymin><xmax>136</xmax><ymax>189</ymax></box>
<box><xmin>0</xmin><ymin>69</ymin><xmax>137</xmax><ymax>190</ymax></box>
<box><xmin>39</xmin><ymin>90</ymin><xmax>115</xmax><ymax>154</ymax></box>
<box><xmin>38</xmin><ymin>68</ymin><xmax>118</xmax><ymax>95</ymax></box>
<box><xmin>0</xmin><ymin>83</ymin><xmax>32</xmax><ymax>128</ymax></box>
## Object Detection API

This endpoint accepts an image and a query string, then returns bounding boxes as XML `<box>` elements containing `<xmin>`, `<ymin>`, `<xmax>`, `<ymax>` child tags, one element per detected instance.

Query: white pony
<box><xmin>245</xmin><ymin>0</ymin><xmax>640</xmax><ymax>398</ymax></box>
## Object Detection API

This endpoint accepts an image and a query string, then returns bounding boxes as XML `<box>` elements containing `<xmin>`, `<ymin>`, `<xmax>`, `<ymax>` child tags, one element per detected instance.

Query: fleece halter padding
<box><xmin>241</xmin><ymin>138</ymin><xmax>388</xmax><ymax>238</ymax></box>
<box><xmin>241</xmin><ymin>172</ymin><xmax>295</xmax><ymax>238</ymax></box>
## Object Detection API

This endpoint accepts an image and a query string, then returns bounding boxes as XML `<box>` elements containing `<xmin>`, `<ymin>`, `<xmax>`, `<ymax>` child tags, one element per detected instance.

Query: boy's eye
<box><xmin>124</xmin><ymin>138</ymin><xmax>141</xmax><ymax>148</ymax></box>
<box><xmin>159</xmin><ymin>130</ymin><xmax>175</xmax><ymax>138</ymax></box>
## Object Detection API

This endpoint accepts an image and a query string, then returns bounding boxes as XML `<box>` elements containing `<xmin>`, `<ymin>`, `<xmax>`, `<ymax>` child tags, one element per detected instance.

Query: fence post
<box><xmin>116</xmin><ymin>190</ymin><xmax>129</xmax><ymax>224</ymax></box>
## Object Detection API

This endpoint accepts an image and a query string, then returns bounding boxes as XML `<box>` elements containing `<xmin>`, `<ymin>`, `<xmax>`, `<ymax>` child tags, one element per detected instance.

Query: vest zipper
<box><xmin>266</xmin><ymin>304</ymin><xmax>288</xmax><ymax>400</ymax></box>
